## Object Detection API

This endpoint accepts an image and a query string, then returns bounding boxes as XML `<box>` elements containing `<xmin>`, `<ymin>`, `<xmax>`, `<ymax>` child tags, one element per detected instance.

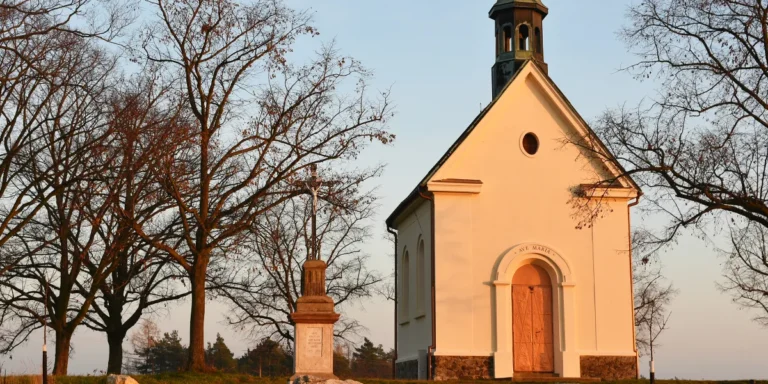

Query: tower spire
<box><xmin>490</xmin><ymin>0</ymin><xmax>548</xmax><ymax>98</ymax></box>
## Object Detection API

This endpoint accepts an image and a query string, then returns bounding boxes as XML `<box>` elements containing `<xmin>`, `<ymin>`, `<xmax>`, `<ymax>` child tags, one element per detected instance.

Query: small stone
<box><xmin>325</xmin><ymin>380</ymin><xmax>363</xmax><ymax>384</ymax></box>
<box><xmin>290</xmin><ymin>377</ymin><xmax>359</xmax><ymax>384</ymax></box>
<box><xmin>106</xmin><ymin>374</ymin><xmax>139</xmax><ymax>384</ymax></box>
<box><xmin>293</xmin><ymin>375</ymin><xmax>328</xmax><ymax>384</ymax></box>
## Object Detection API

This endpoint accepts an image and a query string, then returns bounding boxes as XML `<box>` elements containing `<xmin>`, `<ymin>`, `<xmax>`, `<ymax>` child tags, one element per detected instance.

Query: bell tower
<box><xmin>490</xmin><ymin>0</ymin><xmax>548</xmax><ymax>98</ymax></box>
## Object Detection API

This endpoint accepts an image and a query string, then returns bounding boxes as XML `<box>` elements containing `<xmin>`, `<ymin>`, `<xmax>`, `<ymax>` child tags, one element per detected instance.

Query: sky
<box><xmin>3</xmin><ymin>0</ymin><xmax>768</xmax><ymax>379</ymax></box>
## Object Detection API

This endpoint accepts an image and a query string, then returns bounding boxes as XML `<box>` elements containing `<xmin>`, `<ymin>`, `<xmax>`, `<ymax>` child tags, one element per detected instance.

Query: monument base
<box><xmin>292</xmin><ymin>317</ymin><xmax>339</xmax><ymax>379</ymax></box>
<box><xmin>291</xmin><ymin>259</ymin><xmax>340</xmax><ymax>380</ymax></box>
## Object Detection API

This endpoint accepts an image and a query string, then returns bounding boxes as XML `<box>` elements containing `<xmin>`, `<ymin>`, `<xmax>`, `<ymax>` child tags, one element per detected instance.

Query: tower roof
<box><xmin>489</xmin><ymin>0</ymin><xmax>548</xmax><ymax>18</ymax></box>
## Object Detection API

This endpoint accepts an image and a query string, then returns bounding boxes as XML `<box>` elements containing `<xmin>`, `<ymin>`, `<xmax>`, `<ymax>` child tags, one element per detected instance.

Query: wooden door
<box><xmin>512</xmin><ymin>264</ymin><xmax>554</xmax><ymax>373</ymax></box>
<box><xmin>531</xmin><ymin>285</ymin><xmax>554</xmax><ymax>371</ymax></box>
<box><xmin>512</xmin><ymin>285</ymin><xmax>534</xmax><ymax>371</ymax></box>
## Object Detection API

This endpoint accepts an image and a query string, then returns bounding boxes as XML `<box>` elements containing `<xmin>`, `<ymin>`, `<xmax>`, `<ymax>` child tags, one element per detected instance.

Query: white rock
<box><xmin>106</xmin><ymin>374</ymin><xmax>140</xmax><ymax>384</ymax></box>
<box><xmin>328</xmin><ymin>380</ymin><xmax>362</xmax><ymax>384</ymax></box>
<box><xmin>292</xmin><ymin>376</ymin><xmax>361</xmax><ymax>384</ymax></box>
<box><xmin>293</xmin><ymin>375</ymin><xmax>326</xmax><ymax>384</ymax></box>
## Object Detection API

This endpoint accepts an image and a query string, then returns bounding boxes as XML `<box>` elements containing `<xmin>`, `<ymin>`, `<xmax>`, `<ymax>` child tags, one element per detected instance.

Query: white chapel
<box><xmin>386</xmin><ymin>0</ymin><xmax>640</xmax><ymax>381</ymax></box>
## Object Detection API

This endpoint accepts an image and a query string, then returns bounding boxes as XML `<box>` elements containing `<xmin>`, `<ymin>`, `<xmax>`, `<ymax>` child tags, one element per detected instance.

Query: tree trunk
<box><xmin>187</xmin><ymin>260</ymin><xmax>208</xmax><ymax>372</ymax></box>
<box><xmin>106</xmin><ymin>330</ymin><xmax>126</xmax><ymax>374</ymax></box>
<box><xmin>52</xmin><ymin>332</ymin><xmax>71</xmax><ymax>375</ymax></box>
<box><xmin>105</xmin><ymin>255</ymin><xmax>127</xmax><ymax>375</ymax></box>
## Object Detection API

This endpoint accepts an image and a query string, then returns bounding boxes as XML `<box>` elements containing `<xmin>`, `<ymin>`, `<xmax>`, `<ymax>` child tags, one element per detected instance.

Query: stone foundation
<box><xmin>432</xmin><ymin>356</ymin><xmax>493</xmax><ymax>381</ymax></box>
<box><xmin>395</xmin><ymin>359</ymin><xmax>418</xmax><ymax>380</ymax></box>
<box><xmin>580</xmin><ymin>355</ymin><xmax>637</xmax><ymax>380</ymax></box>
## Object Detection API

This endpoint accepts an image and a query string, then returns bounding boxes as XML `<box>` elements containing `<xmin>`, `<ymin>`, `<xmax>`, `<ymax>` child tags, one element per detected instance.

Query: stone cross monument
<box><xmin>290</xmin><ymin>165</ymin><xmax>340</xmax><ymax>381</ymax></box>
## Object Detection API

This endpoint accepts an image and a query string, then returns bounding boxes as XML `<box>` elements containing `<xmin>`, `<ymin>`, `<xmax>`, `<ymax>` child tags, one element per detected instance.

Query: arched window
<box><xmin>518</xmin><ymin>24</ymin><xmax>530</xmax><ymax>51</ymax></box>
<box><xmin>535</xmin><ymin>27</ymin><xmax>542</xmax><ymax>53</ymax></box>
<box><xmin>401</xmin><ymin>249</ymin><xmax>410</xmax><ymax>320</ymax></box>
<box><xmin>503</xmin><ymin>25</ymin><xmax>513</xmax><ymax>53</ymax></box>
<box><xmin>416</xmin><ymin>238</ymin><xmax>426</xmax><ymax>315</ymax></box>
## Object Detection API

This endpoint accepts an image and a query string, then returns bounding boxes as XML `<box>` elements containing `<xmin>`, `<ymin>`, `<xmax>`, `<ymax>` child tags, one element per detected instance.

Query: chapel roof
<box><xmin>385</xmin><ymin>60</ymin><xmax>641</xmax><ymax>228</ymax></box>
<box><xmin>489</xmin><ymin>0</ymin><xmax>549</xmax><ymax>18</ymax></box>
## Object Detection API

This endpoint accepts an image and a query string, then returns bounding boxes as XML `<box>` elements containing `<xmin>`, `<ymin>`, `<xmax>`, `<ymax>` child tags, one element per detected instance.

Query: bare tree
<box><xmin>127</xmin><ymin>318</ymin><xmax>160</xmax><ymax>374</ymax></box>
<box><xmin>216</xmin><ymin>180</ymin><xmax>383</xmax><ymax>348</ymax></box>
<box><xmin>645</xmin><ymin>293</ymin><xmax>670</xmax><ymax>383</ymax></box>
<box><xmin>0</xmin><ymin>37</ymin><xmax>124</xmax><ymax>374</ymax></box>
<box><xmin>0</xmin><ymin>0</ymin><xmax>135</xmax><ymax>277</ymax></box>
<box><xmin>632</xmin><ymin>230</ymin><xmax>677</xmax><ymax>356</ymax></box>
<box><xmin>377</xmin><ymin>233</ymin><xmax>396</xmax><ymax>302</ymax></box>
<box><xmin>131</xmin><ymin>0</ymin><xmax>393</xmax><ymax>370</ymax></box>
<box><xmin>0</xmin><ymin>1</ymin><xmax>133</xmax><ymax>46</ymax></box>
<box><xmin>720</xmin><ymin>222</ymin><xmax>768</xmax><ymax>326</ymax></box>
<box><xmin>566</xmin><ymin>0</ymin><xmax>768</xmax><ymax>324</ymax></box>
<box><xmin>631</xmin><ymin>230</ymin><xmax>676</xmax><ymax>382</ymax></box>
<box><xmin>81</xmin><ymin>72</ymin><xmax>192</xmax><ymax>374</ymax></box>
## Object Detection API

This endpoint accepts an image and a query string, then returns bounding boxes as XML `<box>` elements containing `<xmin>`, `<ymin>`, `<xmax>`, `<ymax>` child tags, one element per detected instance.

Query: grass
<box><xmin>1</xmin><ymin>376</ymin><xmax>766</xmax><ymax>384</ymax></box>
<box><xmin>0</xmin><ymin>373</ymin><xmax>287</xmax><ymax>384</ymax></box>
<box><xmin>363</xmin><ymin>381</ymin><xmax>768</xmax><ymax>384</ymax></box>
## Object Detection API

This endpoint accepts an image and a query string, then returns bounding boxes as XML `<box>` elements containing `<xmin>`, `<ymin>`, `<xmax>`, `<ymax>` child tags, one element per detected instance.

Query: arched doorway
<box><xmin>512</xmin><ymin>264</ymin><xmax>554</xmax><ymax>373</ymax></box>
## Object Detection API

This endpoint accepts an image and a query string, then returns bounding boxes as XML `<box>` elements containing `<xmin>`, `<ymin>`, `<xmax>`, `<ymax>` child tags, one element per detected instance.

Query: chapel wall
<box><xmin>433</xmin><ymin>192</ymin><xmax>478</xmax><ymax>354</ymax></box>
<box><xmin>591</xmin><ymin>199</ymin><xmax>636</xmax><ymax>353</ymax></box>
<box><xmin>393</xmin><ymin>199</ymin><xmax>433</xmax><ymax>379</ymax></box>
<box><xmin>428</xmin><ymin>69</ymin><xmax>636</xmax><ymax>377</ymax></box>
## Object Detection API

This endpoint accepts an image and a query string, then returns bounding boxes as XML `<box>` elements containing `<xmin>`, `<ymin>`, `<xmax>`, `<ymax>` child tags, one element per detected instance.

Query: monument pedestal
<box><xmin>290</xmin><ymin>260</ymin><xmax>340</xmax><ymax>381</ymax></box>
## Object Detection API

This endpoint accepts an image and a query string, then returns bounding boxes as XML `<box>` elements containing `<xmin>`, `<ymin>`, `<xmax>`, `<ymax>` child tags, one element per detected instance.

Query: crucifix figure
<box><xmin>290</xmin><ymin>164</ymin><xmax>340</xmax><ymax>381</ymax></box>
<box><xmin>304</xmin><ymin>164</ymin><xmax>322</xmax><ymax>262</ymax></box>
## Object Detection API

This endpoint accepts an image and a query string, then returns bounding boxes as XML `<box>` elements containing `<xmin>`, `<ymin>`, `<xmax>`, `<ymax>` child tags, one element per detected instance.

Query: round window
<box><xmin>522</xmin><ymin>133</ymin><xmax>539</xmax><ymax>155</ymax></box>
